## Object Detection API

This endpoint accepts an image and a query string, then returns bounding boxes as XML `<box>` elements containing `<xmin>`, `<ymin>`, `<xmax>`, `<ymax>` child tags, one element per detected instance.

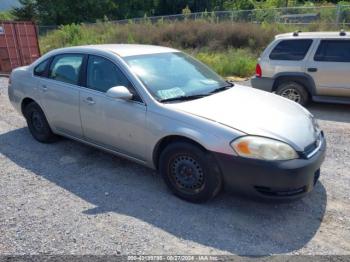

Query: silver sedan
<box><xmin>8</xmin><ymin>44</ymin><xmax>326</xmax><ymax>202</ymax></box>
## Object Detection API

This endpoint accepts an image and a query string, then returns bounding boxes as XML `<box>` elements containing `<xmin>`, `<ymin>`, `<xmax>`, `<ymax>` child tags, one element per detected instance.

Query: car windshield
<box><xmin>124</xmin><ymin>52</ymin><xmax>230</xmax><ymax>102</ymax></box>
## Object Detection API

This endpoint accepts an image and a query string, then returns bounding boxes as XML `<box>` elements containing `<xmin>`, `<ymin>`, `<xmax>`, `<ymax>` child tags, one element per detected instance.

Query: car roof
<box><xmin>275</xmin><ymin>31</ymin><xmax>350</xmax><ymax>40</ymax></box>
<box><xmin>51</xmin><ymin>44</ymin><xmax>179</xmax><ymax>57</ymax></box>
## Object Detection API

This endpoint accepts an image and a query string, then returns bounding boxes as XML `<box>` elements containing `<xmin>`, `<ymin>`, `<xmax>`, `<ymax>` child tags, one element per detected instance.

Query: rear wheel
<box><xmin>275</xmin><ymin>81</ymin><xmax>309</xmax><ymax>106</ymax></box>
<box><xmin>159</xmin><ymin>142</ymin><xmax>222</xmax><ymax>203</ymax></box>
<box><xmin>23</xmin><ymin>102</ymin><xmax>58</xmax><ymax>143</ymax></box>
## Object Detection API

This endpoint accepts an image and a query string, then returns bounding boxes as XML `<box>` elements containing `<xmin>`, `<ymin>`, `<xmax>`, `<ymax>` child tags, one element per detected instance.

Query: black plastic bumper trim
<box><xmin>213</xmin><ymin>138</ymin><xmax>326</xmax><ymax>199</ymax></box>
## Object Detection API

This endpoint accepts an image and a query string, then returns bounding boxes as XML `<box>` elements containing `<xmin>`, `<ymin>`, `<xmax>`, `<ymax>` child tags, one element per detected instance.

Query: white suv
<box><xmin>251</xmin><ymin>31</ymin><xmax>350</xmax><ymax>105</ymax></box>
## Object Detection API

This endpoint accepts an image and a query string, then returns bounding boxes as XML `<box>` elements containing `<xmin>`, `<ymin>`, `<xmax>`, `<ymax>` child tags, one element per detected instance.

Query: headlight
<box><xmin>231</xmin><ymin>136</ymin><xmax>298</xmax><ymax>161</ymax></box>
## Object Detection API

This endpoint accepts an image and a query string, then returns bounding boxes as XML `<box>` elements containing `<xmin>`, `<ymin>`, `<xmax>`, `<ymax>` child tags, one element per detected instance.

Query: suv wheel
<box><xmin>23</xmin><ymin>102</ymin><xmax>59</xmax><ymax>143</ymax></box>
<box><xmin>159</xmin><ymin>142</ymin><xmax>222</xmax><ymax>203</ymax></box>
<box><xmin>276</xmin><ymin>81</ymin><xmax>309</xmax><ymax>106</ymax></box>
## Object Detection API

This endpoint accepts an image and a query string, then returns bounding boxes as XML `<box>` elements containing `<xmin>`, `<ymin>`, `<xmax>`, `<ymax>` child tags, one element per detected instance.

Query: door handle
<box><xmin>41</xmin><ymin>85</ymin><xmax>48</xmax><ymax>92</ymax></box>
<box><xmin>84</xmin><ymin>97</ymin><xmax>95</xmax><ymax>105</ymax></box>
<box><xmin>307</xmin><ymin>68</ymin><xmax>318</xmax><ymax>72</ymax></box>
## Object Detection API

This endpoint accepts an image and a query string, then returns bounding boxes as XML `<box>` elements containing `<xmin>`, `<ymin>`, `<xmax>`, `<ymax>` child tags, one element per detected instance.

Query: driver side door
<box><xmin>79</xmin><ymin>55</ymin><xmax>147</xmax><ymax>161</ymax></box>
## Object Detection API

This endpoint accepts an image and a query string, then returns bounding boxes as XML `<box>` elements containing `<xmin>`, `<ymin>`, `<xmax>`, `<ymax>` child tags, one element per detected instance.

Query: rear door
<box><xmin>38</xmin><ymin>53</ymin><xmax>85</xmax><ymax>137</ymax></box>
<box><xmin>307</xmin><ymin>39</ymin><xmax>350</xmax><ymax>97</ymax></box>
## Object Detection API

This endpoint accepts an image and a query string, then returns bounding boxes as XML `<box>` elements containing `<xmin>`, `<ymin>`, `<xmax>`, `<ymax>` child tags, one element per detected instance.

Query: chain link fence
<box><xmin>38</xmin><ymin>4</ymin><xmax>350</xmax><ymax>35</ymax></box>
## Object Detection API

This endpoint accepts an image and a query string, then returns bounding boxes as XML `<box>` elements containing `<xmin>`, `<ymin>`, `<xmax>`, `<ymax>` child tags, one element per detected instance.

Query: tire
<box><xmin>23</xmin><ymin>102</ymin><xmax>58</xmax><ymax>143</ymax></box>
<box><xmin>275</xmin><ymin>81</ymin><xmax>309</xmax><ymax>106</ymax></box>
<box><xmin>159</xmin><ymin>142</ymin><xmax>222</xmax><ymax>203</ymax></box>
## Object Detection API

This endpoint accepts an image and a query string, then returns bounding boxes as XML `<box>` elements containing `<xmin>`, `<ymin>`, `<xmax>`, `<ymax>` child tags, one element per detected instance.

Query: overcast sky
<box><xmin>0</xmin><ymin>0</ymin><xmax>20</xmax><ymax>11</ymax></box>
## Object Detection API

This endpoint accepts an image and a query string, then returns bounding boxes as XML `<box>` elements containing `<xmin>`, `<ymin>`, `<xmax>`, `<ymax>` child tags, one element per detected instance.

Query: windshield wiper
<box><xmin>210</xmin><ymin>81</ymin><xmax>234</xmax><ymax>94</ymax></box>
<box><xmin>159</xmin><ymin>94</ymin><xmax>209</xmax><ymax>103</ymax></box>
<box><xmin>160</xmin><ymin>81</ymin><xmax>234</xmax><ymax>102</ymax></box>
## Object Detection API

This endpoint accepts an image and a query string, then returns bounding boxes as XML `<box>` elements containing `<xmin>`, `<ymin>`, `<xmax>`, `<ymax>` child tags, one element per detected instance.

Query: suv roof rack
<box><xmin>293</xmin><ymin>30</ymin><xmax>302</xmax><ymax>37</ymax></box>
<box><xmin>340</xmin><ymin>29</ymin><xmax>346</xmax><ymax>36</ymax></box>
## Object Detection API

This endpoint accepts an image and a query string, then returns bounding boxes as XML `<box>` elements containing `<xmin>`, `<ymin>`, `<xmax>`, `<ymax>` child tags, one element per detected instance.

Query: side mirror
<box><xmin>106</xmin><ymin>86</ymin><xmax>133</xmax><ymax>100</ymax></box>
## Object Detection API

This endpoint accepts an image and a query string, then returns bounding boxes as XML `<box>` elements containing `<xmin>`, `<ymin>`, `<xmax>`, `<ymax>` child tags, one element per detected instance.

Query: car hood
<box><xmin>166</xmin><ymin>85</ymin><xmax>317</xmax><ymax>150</ymax></box>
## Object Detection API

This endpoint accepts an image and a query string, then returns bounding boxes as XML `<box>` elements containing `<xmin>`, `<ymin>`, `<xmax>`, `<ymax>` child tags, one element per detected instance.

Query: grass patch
<box><xmin>39</xmin><ymin>21</ymin><xmax>279</xmax><ymax>54</ymax></box>
<box><xmin>194</xmin><ymin>49</ymin><xmax>256</xmax><ymax>77</ymax></box>
<box><xmin>39</xmin><ymin>20</ymin><xmax>342</xmax><ymax>77</ymax></box>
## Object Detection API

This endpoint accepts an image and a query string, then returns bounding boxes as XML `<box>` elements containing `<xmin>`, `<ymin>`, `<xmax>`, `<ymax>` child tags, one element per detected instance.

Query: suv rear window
<box><xmin>269</xmin><ymin>39</ymin><xmax>313</xmax><ymax>61</ymax></box>
<box><xmin>314</xmin><ymin>40</ymin><xmax>350</xmax><ymax>62</ymax></box>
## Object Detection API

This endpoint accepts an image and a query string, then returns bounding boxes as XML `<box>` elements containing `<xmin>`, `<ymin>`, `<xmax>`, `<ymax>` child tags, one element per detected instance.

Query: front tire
<box><xmin>159</xmin><ymin>142</ymin><xmax>222</xmax><ymax>203</ymax></box>
<box><xmin>275</xmin><ymin>81</ymin><xmax>309</xmax><ymax>106</ymax></box>
<box><xmin>23</xmin><ymin>102</ymin><xmax>58</xmax><ymax>143</ymax></box>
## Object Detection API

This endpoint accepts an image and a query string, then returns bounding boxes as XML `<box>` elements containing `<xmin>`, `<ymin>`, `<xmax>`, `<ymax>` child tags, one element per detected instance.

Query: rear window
<box><xmin>314</xmin><ymin>40</ymin><xmax>350</xmax><ymax>62</ymax></box>
<box><xmin>269</xmin><ymin>39</ymin><xmax>313</xmax><ymax>61</ymax></box>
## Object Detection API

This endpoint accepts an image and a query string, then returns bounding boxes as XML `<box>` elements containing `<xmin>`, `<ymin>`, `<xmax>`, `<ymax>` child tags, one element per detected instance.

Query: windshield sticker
<box><xmin>157</xmin><ymin>88</ymin><xmax>185</xmax><ymax>100</ymax></box>
<box><xmin>199</xmin><ymin>79</ymin><xmax>217</xmax><ymax>85</ymax></box>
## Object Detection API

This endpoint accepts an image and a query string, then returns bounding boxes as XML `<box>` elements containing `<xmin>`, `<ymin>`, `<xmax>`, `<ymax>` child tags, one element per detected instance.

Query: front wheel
<box><xmin>275</xmin><ymin>81</ymin><xmax>309</xmax><ymax>106</ymax></box>
<box><xmin>159</xmin><ymin>142</ymin><xmax>222</xmax><ymax>203</ymax></box>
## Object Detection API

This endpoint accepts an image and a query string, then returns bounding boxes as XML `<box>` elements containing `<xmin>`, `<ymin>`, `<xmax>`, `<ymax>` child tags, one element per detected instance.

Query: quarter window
<box><xmin>49</xmin><ymin>54</ymin><xmax>84</xmax><ymax>85</ymax></box>
<box><xmin>314</xmin><ymin>40</ymin><xmax>350</xmax><ymax>62</ymax></box>
<box><xmin>269</xmin><ymin>40</ymin><xmax>313</xmax><ymax>61</ymax></box>
<box><xmin>34</xmin><ymin>59</ymin><xmax>49</xmax><ymax>77</ymax></box>
<box><xmin>86</xmin><ymin>55</ymin><xmax>131</xmax><ymax>93</ymax></box>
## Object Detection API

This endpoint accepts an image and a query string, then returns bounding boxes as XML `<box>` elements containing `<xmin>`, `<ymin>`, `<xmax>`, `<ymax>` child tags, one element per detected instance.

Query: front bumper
<box><xmin>213</xmin><ymin>137</ymin><xmax>326</xmax><ymax>199</ymax></box>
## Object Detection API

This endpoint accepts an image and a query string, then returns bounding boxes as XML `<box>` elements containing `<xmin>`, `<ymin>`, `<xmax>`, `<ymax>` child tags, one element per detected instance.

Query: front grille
<box><xmin>254</xmin><ymin>170</ymin><xmax>320</xmax><ymax>197</ymax></box>
<box><xmin>304</xmin><ymin>140</ymin><xmax>319</xmax><ymax>156</ymax></box>
<box><xmin>301</xmin><ymin>131</ymin><xmax>324</xmax><ymax>159</ymax></box>
<box><xmin>255</xmin><ymin>186</ymin><xmax>307</xmax><ymax>197</ymax></box>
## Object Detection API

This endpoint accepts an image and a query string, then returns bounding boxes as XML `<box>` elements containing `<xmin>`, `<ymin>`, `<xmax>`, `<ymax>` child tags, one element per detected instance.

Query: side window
<box><xmin>314</xmin><ymin>40</ymin><xmax>350</xmax><ymax>62</ymax></box>
<box><xmin>34</xmin><ymin>59</ymin><xmax>49</xmax><ymax>77</ymax></box>
<box><xmin>269</xmin><ymin>40</ymin><xmax>313</xmax><ymax>61</ymax></box>
<box><xmin>49</xmin><ymin>54</ymin><xmax>84</xmax><ymax>85</ymax></box>
<box><xmin>86</xmin><ymin>55</ymin><xmax>132</xmax><ymax>93</ymax></box>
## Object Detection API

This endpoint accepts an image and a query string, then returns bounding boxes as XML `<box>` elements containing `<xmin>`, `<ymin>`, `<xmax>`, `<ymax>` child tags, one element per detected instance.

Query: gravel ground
<box><xmin>0</xmin><ymin>77</ymin><xmax>349</xmax><ymax>256</ymax></box>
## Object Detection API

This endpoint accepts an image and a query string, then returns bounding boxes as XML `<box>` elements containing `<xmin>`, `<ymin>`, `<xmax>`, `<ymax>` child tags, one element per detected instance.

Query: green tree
<box><xmin>11</xmin><ymin>0</ymin><xmax>37</xmax><ymax>21</ymax></box>
<box><xmin>9</xmin><ymin>0</ymin><xmax>320</xmax><ymax>25</ymax></box>
<box><xmin>34</xmin><ymin>0</ymin><xmax>117</xmax><ymax>25</ymax></box>
<box><xmin>12</xmin><ymin>0</ymin><xmax>118</xmax><ymax>25</ymax></box>
<box><xmin>223</xmin><ymin>0</ymin><xmax>255</xmax><ymax>10</ymax></box>
<box><xmin>0</xmin><ymin>11</ymin><xmax>15</xmax><ymax>20</ymax></box>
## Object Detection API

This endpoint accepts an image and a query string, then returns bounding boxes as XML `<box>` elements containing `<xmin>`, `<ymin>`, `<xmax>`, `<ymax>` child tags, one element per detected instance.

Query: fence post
<box><xmin>335</xmin><ymin>4</ymin><xmax>341</xmax><ymax>27</ymax></box>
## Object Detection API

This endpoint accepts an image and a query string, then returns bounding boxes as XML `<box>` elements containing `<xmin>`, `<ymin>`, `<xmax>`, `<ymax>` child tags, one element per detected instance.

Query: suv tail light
<box><xmin>255</xmin><ymin>64</ymin><xmax>262</xmax><ymax>78</ymax></box>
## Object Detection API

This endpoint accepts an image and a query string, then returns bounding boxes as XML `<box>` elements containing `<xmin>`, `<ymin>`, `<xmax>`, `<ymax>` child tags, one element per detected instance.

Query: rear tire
<box><xmin>23</xmin><ymin>102</ymin><xmax>58</xmax><ymax>143</ymax></box>
<box><xmin>159</xmin><ymin>142</ymin><xmax>222</xmax><ymax>203</ymax></box>
<box><xmin>275</xmin><ymin>81</ymin><xmax>309</xmax><ymax>106</ymax></box>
